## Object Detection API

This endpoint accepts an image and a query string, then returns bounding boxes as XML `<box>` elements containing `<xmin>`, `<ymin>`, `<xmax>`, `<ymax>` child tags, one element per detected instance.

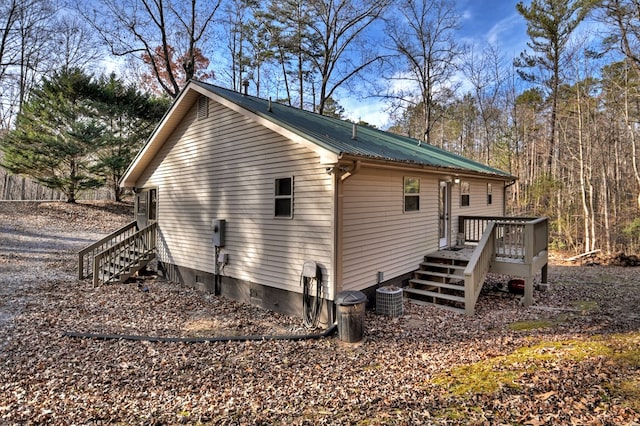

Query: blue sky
<box><xmin>342</xmin><ymin>0</ymin><xmax>530</xmax><ymax>128</ymax></box>
<box><xmin>459</xmin><ymin>0</ymin><xmax>528</xmax><ymax>56</ymax></box>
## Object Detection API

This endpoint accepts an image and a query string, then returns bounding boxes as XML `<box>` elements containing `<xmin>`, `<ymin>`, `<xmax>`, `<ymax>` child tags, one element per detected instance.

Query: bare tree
<box><xmin>599</xmin><ymin>0</ymin><xmax>640</xmax><ymax>208</ymax></box>
<box><xmin>0</xmin><ymin>0</ymin><xmax>59</xmax><ymax>127</ymax></box>
<box><xmin>384</xmin><ymin>0</ymin><xmax>463</xmax><ymax>145</ymax></box>
<box><xmin>50</xmin><ymin>14</ymin><xmax>103</xmax><ymax>72</ymax></box>
<box><xmin>79</xmin><ymin>0</ymin><xmax>221</xmax><ymax>98</ymax></box>
<box><xmin>515</xmin><ymin>0</ymin><xmax>592</xmax><ymax>175</ymax></box>
<box><xmin>462</xmin><ymin>43</ymin><xmax>509</xmax><ymax>164</ymax></box>
<box><xmin>305</xmin><ymin>0</ymin><xmax>390</xmax><ymax>115</ymax></box>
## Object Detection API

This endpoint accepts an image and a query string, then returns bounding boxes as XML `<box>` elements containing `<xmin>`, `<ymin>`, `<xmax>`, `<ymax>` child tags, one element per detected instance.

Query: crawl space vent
<box><xmin>376</xmin><ymin>286</ymin><xmax>403</xmax><ymax>317</ymax></box>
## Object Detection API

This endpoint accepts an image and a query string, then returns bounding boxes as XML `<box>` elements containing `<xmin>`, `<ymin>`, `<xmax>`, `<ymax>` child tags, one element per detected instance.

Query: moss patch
<box><xmin>431</xmin><ymin>332</ymin><xmax>639</xmax><ymax>397</ymax></box>
<box><xmin>615</xmin><ymin>378</ymin><xmax>640</xmax><ymax>411</ymax></box>
<box><xmin>508</xmin><ymin>319</ymin><xmax>554</xmax><ymax>331</ymax></box>
<box><xmin>573</xmin><ymin>300</ymin><xmax>599</xmax><ymax>312</ymax></box>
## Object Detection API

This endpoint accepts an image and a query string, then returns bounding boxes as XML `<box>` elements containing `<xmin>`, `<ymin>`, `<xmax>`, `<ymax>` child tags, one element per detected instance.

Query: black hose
<box><xmin>302</xmin><ymin>269</ymin><xmax>323</xmax><ymax>329</ymax></box>
<box><xmin>63</xmin><ymin>324</ymin><xmax>337</xmax><ymax>343</ymax></box>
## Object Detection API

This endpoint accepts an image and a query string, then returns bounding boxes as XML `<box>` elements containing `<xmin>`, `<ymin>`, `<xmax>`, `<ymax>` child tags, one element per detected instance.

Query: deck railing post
<box><xmin>525</xmin><ymin>222</ymin><xmax>534</xmax><ymax>264</ymax></box>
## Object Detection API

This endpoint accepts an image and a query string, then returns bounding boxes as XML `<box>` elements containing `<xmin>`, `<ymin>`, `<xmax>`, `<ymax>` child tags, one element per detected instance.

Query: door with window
<box><xmin>136</xmin><ymin>188</ymin><xmax>157</xmax><ymax>228</ymax></box>
<box><xmin>438</xmin><ymin>181</ymin><xmax>449</xmax><ymax>248</ymax></box>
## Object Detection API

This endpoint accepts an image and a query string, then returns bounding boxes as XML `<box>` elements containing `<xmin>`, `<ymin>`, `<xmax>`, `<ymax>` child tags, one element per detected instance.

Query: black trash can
<box><xmin>335</xmin><ymin>290</ymin><xmax>367</xmax><ymax>343</ymax></box>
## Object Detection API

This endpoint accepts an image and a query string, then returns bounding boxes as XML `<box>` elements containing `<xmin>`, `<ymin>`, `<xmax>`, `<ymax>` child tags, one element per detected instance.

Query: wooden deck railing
<box><xmin>458</xmin><ymin>216</ymin><xmax>548</xmax><ymax>261</ymax></box>
<box><xmin>463</xmin><ymin>222</ymin><xmax>496</xmax><ymax>316</ymax></box>
<box><xmin>458</xmin><ymin>216</ymin><xmax>549</xmax><ymax>314</ymax></box>
<box><xmin>78</xmin><ymin>221</ymin><xmax>138</xmax><ymax>280</ymax></box>
<box><xmin>92</xmin><ymin>222</ymin><xmax>157</xmax><ymax>286</ymax></box>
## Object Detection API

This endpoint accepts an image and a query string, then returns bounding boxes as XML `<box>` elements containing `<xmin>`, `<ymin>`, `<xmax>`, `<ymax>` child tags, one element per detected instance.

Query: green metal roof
<box><xmin>193</xmin><ymin>81</ymin><xmax>514</xmax><ymax>179</ymax></box>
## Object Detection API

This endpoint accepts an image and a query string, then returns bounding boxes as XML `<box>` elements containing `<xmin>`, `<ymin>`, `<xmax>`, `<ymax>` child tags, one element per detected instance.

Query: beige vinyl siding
<box><xmin>450</xmin><ymin>178</ymin><xmax>505</xmax><ymax>236</ymax></box>
<box><xmin>341</xmin><ymin>168</ymin><xmax>439</xmax><ymax>292</ymax></box>
<box><xmin>137</xmin><ymin>98</ymin><xmax>334</xmax><ymax>297</ymax></box>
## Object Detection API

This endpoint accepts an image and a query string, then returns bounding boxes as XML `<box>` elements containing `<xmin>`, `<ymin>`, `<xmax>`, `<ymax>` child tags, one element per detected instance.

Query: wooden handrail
<box><xmin>78</xmin><ymin>221</ymin><xmax>138</xmax><ymax>280</ymax></box>
<box><xmin>458</xmin><ymin>216</ymin><xmax>538</xmax><ymax>243</ymax></box>
<box><xmin>459</xmin><ymin>216</ymin><xmax>548</xmax><ymax>261</ymax></box>
<box><xmin>463</xmin><ymin>222</ymin><xmax>496</xmax><ymax>316</ymax></box>
<box><xmin>92</xmin><ymin>223</ymin><xmax>157</xmax><ymax>286</ymax></box>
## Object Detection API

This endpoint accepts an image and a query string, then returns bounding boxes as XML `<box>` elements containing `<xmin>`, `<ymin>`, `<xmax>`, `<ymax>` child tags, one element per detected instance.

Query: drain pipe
<box><xmin>63</xmin><ymin>323</ymin><xmax>337</xmax><ymax>344</ymax></box>
<box><xmin>340</xmin><ymin>160</ymin><xmax>361</xmax><ymax>182</ymax></box>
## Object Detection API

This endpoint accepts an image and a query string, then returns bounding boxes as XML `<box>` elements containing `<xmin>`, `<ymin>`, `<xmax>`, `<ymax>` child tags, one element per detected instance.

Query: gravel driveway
<box><xmin>0</xmin><ymin>201</ymin><xmax>130</xmax><ymax>345</ymax></box>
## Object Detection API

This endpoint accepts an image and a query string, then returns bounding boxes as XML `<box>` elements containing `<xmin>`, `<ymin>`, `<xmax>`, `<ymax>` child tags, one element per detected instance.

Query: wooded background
<box><xmin>1</xmin><ymin>0</ymin><xmax>639</xmax><ymax>255</ymax></box>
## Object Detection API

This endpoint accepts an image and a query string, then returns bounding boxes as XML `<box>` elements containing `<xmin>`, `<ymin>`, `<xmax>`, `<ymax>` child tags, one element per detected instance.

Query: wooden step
<box><xmin>414</xmin><ymin>270</ymin><xmax>463</xmax><ymax>280</ymax></box>
<box><xmin>403</xmin><ymin>287</ymin><xmax>465</xmax><ymax>303</ymax></box>
<box><xmin>409</xmin><ymin>278</ymin><xmax>465</xmax><ymax>292</ymax></box>
<box><xmin>420</xmin><ymin>261</ymin><xmax>466</xmax><ymax>270</ymax></box>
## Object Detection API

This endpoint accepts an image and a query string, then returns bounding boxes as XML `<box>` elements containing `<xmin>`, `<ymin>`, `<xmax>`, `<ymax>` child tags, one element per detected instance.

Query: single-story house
<box><xmin>119</xmin><ymin>80</ymin><xmax>539</xmax><ymax>323</ymax></box>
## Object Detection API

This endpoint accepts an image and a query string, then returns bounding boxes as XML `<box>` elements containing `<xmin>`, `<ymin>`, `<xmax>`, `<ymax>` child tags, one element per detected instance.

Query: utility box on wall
<box><xmin>212</xmin><ymin>219</ymin><xmax>226</xmax><ymax>247</ymax></box>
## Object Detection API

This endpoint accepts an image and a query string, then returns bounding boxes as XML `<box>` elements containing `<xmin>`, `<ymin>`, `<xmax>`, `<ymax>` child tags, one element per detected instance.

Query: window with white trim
<box><xmin>274</xmin><ymin>177</ymin><xmax>293</xmax><ymax>218</ymax></box>
<box><xmin>404</xmin><ymin>177</ymin><xmax>420</xmax><ymax>212</ymax></box>
<box><xmin>487</xmin><ymin>183</ymin><xmax>493</xmax><ymax>205</ymax></box>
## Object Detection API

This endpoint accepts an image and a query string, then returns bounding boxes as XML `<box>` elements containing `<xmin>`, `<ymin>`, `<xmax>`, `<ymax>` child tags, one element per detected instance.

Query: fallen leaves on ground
<box><xmin>0</xmin><ymin>201</ymin><xmax>638</xmax><ymax>425</ymax></box>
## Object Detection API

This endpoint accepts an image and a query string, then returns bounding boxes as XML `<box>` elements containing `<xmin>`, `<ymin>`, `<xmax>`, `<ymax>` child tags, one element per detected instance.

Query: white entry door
<box><xmin>438</xmin><ymin>181</ymin><xmax>449</xmax><ymax>248</ymax></box>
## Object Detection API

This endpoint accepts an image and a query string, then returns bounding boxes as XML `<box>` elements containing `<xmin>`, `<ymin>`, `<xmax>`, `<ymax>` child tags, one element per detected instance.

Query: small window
<box><xmin>137</xmin><ymin>192</ymin><xmax>147</xmax><ymax>214</ymax></box>
<box><xmin>149</xmin><ymin>188</ymin><xmax>158</xmax><ymax>220</ymax></box>
<box><xmin>461</xmin><ymin>181</ymin><xmax>470</xmax><ymax>207</ymax></box>
<box><xmin>487</xmin><ymin>183</ymin><xmax>492</xmax><ymax>205</ymax></box>
<box><xmin>197</xmin><ymin>95</ymin><xmax>209</xmax><ymax>120</ymax></box>
<box><xmin>275</xmin><ymin>177</ymin><xmax>293</xmax><ymax>218</ymax></box>
<box><xmin>404</xmin><ymin>177</ymin><xmax>420</xmax><ymax>212</ymax></box>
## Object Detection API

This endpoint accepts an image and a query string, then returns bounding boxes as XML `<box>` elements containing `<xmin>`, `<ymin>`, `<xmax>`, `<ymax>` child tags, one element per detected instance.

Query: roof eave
<box><xmin>337</xmin><ymin>153</ymin><xmax>516</xmax><ymax>181</ymax></box>
<box><xmin>120</xmin><ymin>82</ymin><xmax>213</xmax><ymax>188</ymax></box>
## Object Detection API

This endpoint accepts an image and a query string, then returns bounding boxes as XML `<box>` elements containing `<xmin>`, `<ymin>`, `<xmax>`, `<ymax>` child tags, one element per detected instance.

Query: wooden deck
<box><xmin>408</xmin><ymin>217</ymin><xmax>549</xmax><ymax>315</ymax></box>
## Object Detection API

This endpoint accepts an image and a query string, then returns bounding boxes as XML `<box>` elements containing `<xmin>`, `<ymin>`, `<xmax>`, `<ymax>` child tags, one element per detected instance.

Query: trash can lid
<box><xmin>335</xmin><ymin>290</ymin><xmax>367</xmax><ymax>305</ymax></box>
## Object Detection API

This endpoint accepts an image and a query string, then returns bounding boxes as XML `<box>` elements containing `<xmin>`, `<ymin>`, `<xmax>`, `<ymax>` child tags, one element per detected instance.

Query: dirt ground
<box><xmin>0</xmin><ymin>201</ymin><xmax>638</xmax><ymax>425</ymax></box>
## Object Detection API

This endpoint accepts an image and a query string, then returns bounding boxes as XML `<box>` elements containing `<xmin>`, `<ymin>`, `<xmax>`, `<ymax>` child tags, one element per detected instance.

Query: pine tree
<box><xmin>515</xmin><ymin>0</ymin><xmax>593</xmax><ymax>174</ymax></box>
<box><xmin>0</xmin><ymin>69</ymin><xmax>104</xmax><ymax>203</ymax></box>
<box><xmin>91</xmin><ymin>74</ymin><xmax>169</xmax><ymax>202</ymax></box>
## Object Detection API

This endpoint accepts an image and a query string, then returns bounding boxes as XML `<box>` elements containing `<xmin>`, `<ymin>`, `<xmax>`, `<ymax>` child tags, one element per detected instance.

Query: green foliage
<box><xmin>515</xmin><ymin>0</ymin><xmax>593</xmax><ymax>87</ymax></box>
<box><xmin>622</xmin><ymin>217</ymin><xmax>640</xmax><ymax>239</ymax></box>
<box><xmin>1</xmin><ymin>69</ymin><xmax>104</xmax><ymax>202</ymax></box>
<box><xmin>320</xmin><ymin>97</ymin><xmax>345</xmax><ymax>119</ymax></box>
<box><xmin>90</xmin><ymin>74</ymin><xmax>169</xmax><ymax>201</ymax></box>
<box><xmin>0</xmin><ymin>69</ymin><xmax>169</xmax><ymax>202</ymax></box>
<box><xmin>524</xmin><ymin>174</ymin><xmax>562</xmax><ymax>217</ymax></box>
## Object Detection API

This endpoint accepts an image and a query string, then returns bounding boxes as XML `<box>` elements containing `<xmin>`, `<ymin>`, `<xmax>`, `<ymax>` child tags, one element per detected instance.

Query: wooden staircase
<box><xmin>99</xmin><ymin>245</ymin><xmax>156</xmax><ymax>285</ymax></box>
<box><xmin>79</xmin><ymin>222</ymin><xmax>157</xmax><ymax>286</ymax></box>
<box><xmin>404</xmin><ymin>253</ymin><xmax>470</xmax><ymax>313</ymax></box>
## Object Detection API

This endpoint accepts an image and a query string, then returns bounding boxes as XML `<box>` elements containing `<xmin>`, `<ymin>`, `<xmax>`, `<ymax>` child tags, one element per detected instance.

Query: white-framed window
<box><xmin>460</xmin><ymin>181</ymin><xmax>470</xmax><ymax>207</ymax></box>
<box><xmin>487</xmin><ymin>183</ymin><xmax>493</xmax><ymax>205</ymax></box>
<box><xmin>274</xmin><ymin>177</ymin><xmax>293</xmax><ymax>218</ymax></box>
<box><xmin>404</xmin><ymin>177</ymin><xmax>420</xmax><ymax>212</ymax></box>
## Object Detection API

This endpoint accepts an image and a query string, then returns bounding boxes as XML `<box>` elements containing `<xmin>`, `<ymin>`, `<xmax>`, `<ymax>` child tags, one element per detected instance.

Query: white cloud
<box><xmin>342</xmin><ymin>97</ymin><xmax>390</xmax><ymax>129</ymax></box>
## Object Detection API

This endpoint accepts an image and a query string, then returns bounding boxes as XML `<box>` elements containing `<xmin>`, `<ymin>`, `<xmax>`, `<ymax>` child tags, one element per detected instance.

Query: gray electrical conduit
<box><xmin>63</xmin><ymin>323</ymin><xmax>337</xmax><ymax>343</ymax></box>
